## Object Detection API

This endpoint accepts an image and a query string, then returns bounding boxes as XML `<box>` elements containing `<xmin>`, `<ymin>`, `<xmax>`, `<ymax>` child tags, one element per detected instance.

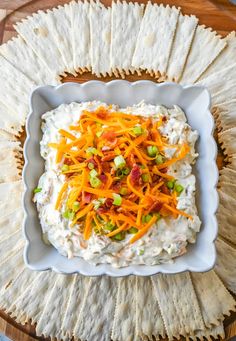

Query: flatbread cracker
<box><xmin>132</xmin><ymin>3</ymin><xmax>180</xmax><ymax>77</ymax></box>
<box><xmin>45</xmin><ymin>4</ymin><xmax>75</xmax><ymax>75</ymax></box>
<box><xmin>70</xmin><ymin>0</ymin><xmax>91</xmax><ymax>73</ymax></box>
<box><xmin>0</xmin><ymin>55</ymin><xmax>35</xmax><ymax>120</ymax></box>
<box><xmin>167</xmin><ymin>14</ymin><xmax>198</xmax><ymax>82</ymax></box>
<box><xmin>12</xmin><ymin>271</ymin><xmax>56</xmax><ymax>325</ymax></box>
<box><xmin>199</xmin><ymin>31</ymin><xmax>236</xmax><ymax>80</ymax></box>
<box><xmin>136</xmin><ymin>277</ymin><xmax>166</xmax><ymax>340</ymax></box>
<box><xmin>0</xmin><ymin>35</ymin><xmax>57</xmax><ymax>85</ymax></box>
<box><xmin>217</xmin><ymin>190</ymin><xmax>236</xmax><ymax>245</ymax></box>
<box><xmin>36</xmin><ymin>274</ymin><xmax>75</xmax><ymax>339</ymax></box>
<box><xmin>90</xmin><ymin>1</ymin><xmax>112</xmax><ymax>77</ymax></box>
<box><xmin>188</xmin><ymin>323</ymin><xmax>225</xmax><ymax>341</ymax></box>
<box><xmin>191</xmin><ymin>271</ymin><xmax>236</xmax><ymax>327</ymax></box>
<box><xmin>219</xmin><ymin>167</ymin><xmax>236</xmax><ymax>185</ymax></box>
<box><xmin>0</xmin><ymin>101</ymin><xmax>24</xmax><ymax>135</ymax></box>
<box><xmin>180</xmin><ymin>25</ymin><xmax>226</xmax><ymax>84</ymax></box>
<box><xmin>74</xmin><ymin>276</ymin><xmax>117</xmax><ymax>341</ymax></box>
<box><xmin>215</xmin><ymin>238</ymin><xmax>236</xmax><ymax>295</ymax></box>
<box><xmin>61</xmin><ymin>275</ymin><xmax>90</xmax><ymax>338</ymax></box>
<box><xmin>14</xmin><ymin>10</ymin><xmax>67</xmax><ymax>79</ymax></box>
<box><xmin>0</xmin><ymin>208</ymin><xmax>23</xmax><ymax>241</ymax></box>
<box><xmin>214</xmin><ymin>102</ymin><xmax>236</xmax><ymax>131</ymax></box>
<box><xmin>218</xmin><ymin>127</ymin><xmax>236</xmax><ymax>156</ymax></box>
<box><xmin>0</xmin><ymin>130</ymin><xmax>18</xmax><ymax>141</ymax></box>
<box><xmin>111</xmin><ymin>276</ymin><xmax>137</xmax><ymax>341</ymax></box>
<box><xmin>151</xmin><ymin>273</ymin><xmax>204</xmax><ymax>339</ymax></box>
<box><xmin>228</xmin><ymin>155</ymin><xmax>236</xmax><ymax>169</ymax></box>
<box><xmin>111</xmin><ymin>1</ymin><xmax>144</xmax><ymax>77</ymax></box>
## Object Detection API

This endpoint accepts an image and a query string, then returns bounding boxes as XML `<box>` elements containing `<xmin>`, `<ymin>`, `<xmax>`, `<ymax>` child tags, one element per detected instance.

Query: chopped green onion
<box><xmin>115</xmin><ymin>169</ymin><xmax>123</xmax><ymax>178</ymax></box>
<box><xmin>33</xmin><ymin>187</ymin><xmax>42</xmax><ymax>194</ymax></box>
<box><xmin>167</xmin><ymin>180</ymin><xmax>175</xmax><ymax>189</ymax></box>
<box><xmin>88</xmin><ymin>162</ymin><xmax>95</xmax><ymax>170</ymax></box>
<box><xmin>90</xmin><ymin>177</ymin><xmax>102</xmax><ymax>188</ymax></box>
<box><xmin>133</xmin><ymin>125</ymin><xmax>143</xmax><ymax>136</ymax></box>
<box><xmin>96</xmin><ymin>131</ymin><xmax>103</xmax><ymax>138</ymax></box>
<box><xmin>142</xmin><ymin>214</ymin><xmax>152</xmax><ymax>224</ymax></box>
<box><xmin>175</xmin><ymin>184</ymin><xmax>184</xmax><ymax>194</ymax></box>
<box><xmin>105</xmin><ymin>222</ymin><xmax>116</xmax><ymax>231</ymax></box>
<box><xmin>113</xmin><ymin>231</ymin><xmax>126</xmax><ymax>241</ymax></box>
<box><xmin>113</xmin><ymin>193</ymin><xmax>122</xmax><ymax>206</ymax></box>
<box><xmin>122</xmin><ymin>167</ymin><xmax>130</xmax><ymax>175</ymax></box>
<box><xmin>119</xmin><ymin>187</ymin><xmax>128</xmax><ymax>196</ymax></box>
<box><xmin>89</xmin><ymin>169</ymin><xmax>98</xmax><ymax>178</ymax></box>
<box><xmin>86</xmin><ymin>147</ymin><xmax>98</xmax><ymax>156</ymax></box>
<box><xmin>61</xmin><ymin>164</ymin><xmax>69</xmax><ymax>172</ymax></box>
<box><xmin>139</xmin><ymin>249</ymin><xmax>145</xmax><ymax>256</ymax></box>
<box><xmin>141</xmin><ymin>173</ymin><xmax>149</xmax><ymax>183</ymax></box>
<box><xmin>155</xmin><ymin>212</ymin><xmax>161</xmax><ymax>221</ymax></box>
<box><xmin>155</xmin><ymin>154</ymin><xmax>164</xmax><ymax>165</ymax></box>
<box><xmin>114</xmin><ymin>155</ymin><xmax>126</xmax><ymax>169</ymax></box>
<box><xmin>147</xmin><ymin>145</ymin><xmax>158</xmax><ymax>157</ymax></box>
<box><xmin>72</xmin><ymin>201</ymin><xmax>80</xmax><ymax>212</ymax></box>
<box><xmin>127</xmin><ymin>227</ymin><xmax>138</xmax><ymax>234</ymax></box>
<box><xmin>63</xmin><ymin>210</ymin><xmax>75</xmax><ymax>220</ymax></box>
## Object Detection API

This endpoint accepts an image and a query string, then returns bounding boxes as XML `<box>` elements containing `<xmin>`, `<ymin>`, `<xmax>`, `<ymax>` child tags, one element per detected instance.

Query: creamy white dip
<box><xmin>34</xmin><ymin>101</ymin><xmax>201</xmax><ymax>267</ymax></box>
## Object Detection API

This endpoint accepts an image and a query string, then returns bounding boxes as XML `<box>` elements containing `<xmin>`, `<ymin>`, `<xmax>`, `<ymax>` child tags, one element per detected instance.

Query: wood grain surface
<box><xmin>0</xmin><ymin>0</ymin><xmax>235</xmax><ymax>340</ymax></box>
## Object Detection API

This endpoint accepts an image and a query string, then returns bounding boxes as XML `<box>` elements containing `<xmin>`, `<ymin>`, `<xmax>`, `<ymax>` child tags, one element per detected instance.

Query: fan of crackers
<box><xmin>0</xmin><ymin>1</ymin><xmax>235</xmax><ymax>340</ymax></box>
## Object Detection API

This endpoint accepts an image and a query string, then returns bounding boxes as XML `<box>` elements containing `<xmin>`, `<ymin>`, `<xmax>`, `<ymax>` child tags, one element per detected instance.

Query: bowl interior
<box><xmin>23</xmin><ymin>81</ymin><xmax>218</xmax><ymax>276</ymax></box>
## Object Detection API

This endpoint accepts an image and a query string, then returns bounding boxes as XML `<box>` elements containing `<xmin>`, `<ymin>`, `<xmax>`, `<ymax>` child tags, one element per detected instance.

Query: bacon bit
<box><xmin>130</xmin><ymin>164</ymin><xmax>141</xmax><ymax>184</ymax></box>
<box><xmin>82</xmin><ymin>191</ymin><xmax>92</xmax><ymax>204</ymax></box>
<box><xmin>161</xmin><ymin>167</ymin><xmax>168</xmax><ymax>174</ymax></box>
<box><xmin>64</xmin><ymin>158</ymin><xmax>74</xmax><ymax>166</ymax></box>
<box><xmin>101</xmin><ymin>161</ymin><xmax>110</xmax><ymax>173</ymax></box>
<box><xmin>160</xmin><ymin>184</ymin><xmax>170</xmax><ymax>195</ymax></box>
<box><xmin>99</xmin><ymin>174</ymin><xmax>107</xmax><ymax>183</ymax></box>
<box><xmin>101</xmin><ymin>152</ymin><xmax>116</xmax><ymax>162</ymax></box>
<box><xmin>96</xmin><ymin>107</ymin><xmax>108</xmax><ymax>119</ymax></box>
<box><xmin>105</xmin><ymin>198</ymin><xmax>113</xmax><ymax>208</ymax></box>
<box><xmin>128</xmin><ymin>193</ymin><xmax>138</xmax><ymax>201</ymax></box>
<box><xmin>162</xmin><ymin>116</ymin><xmax>167</xmax><ymax>122</ymax></box>
<box><xmin>101</xmin><ymin>131</ymin><xmax>116</xmax><ymax>142</ymax></box>
<box><xmin>149</xmin><ymin>201</ymin><xmax>163</xmax><ymax>213</ymax></box>
<box><xmin>86</xmin><ymin>157</ymin><xmax>97</xmax><ymax>168</ymax></box>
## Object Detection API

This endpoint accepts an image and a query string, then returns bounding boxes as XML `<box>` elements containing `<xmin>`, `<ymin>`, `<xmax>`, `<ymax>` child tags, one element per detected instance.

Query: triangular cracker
<box><xmin>0</xmin><ymin>208</ymin><xmax>23</xmax><ymax>240</ymax></box>
<box><xmin>45</xmin><ymin>4</ymin><xmax>75</xmax><ymax>76</ymax></box>
<box><xmin>188</xmin><ymin>323</ymin><xmax>225</xmax><ymax>341</ymax></box>
<box><xmin>215</xmin><ymin>238</ymin><xmax>236</xmax><ymax>295</ymax></box>
<box><xmin>167</xmin><ymin>14</ymin><xmax>198</xmax><ymax>82</ymax></box>
<box><xmin>0</xmin><ymin>101</ymin><xmax>24</xmax><ymax>135</ymax></box>
<box><xmin>0</xmin><ymin>130</ymin><xmax>18</xmax><ymax>142</ymax></box>
<box><xmin>0</xmin><ymin>55</ymin><xmax>35</xmax><ymax>120</ymax></box>
<box><xmin>218</xmin><ymin>127</ymin><xmax>236</xmax><ymax>156</ymax></box>
<box><xmin>217</xmin><ymin>201</ymin><xmax>236</xmax><ymax>246</ymax></box>
<box><xmin>191</xmin><ymin>271</ymin><xmax>236</xmax><ymax>327</ymax></box>
<box><xmin>218</xmin><ymin>182</ymin><xmax>236</xmax><ymax>200</ymax></box>
<box><xmin>136</xmin><ymin>277</ymin><xmax>166</xmax><ymax>340</ymax></box>
<box><xmin>228</xmin><ymin>155</ymin><xmax>236</xmax><ymax>169</ymax></box>
<box><xmin>60</xmin><ymin>275</ymin><xmax>90</xmax><ymax>338</ymax></box>
<box><xmin>90</xmin><ymin>1</ymin><xmax>112</xmax><ymax>77</ymax></box>
<box><xmin>219</xmin><ymin>167</ymin><xmax>236</xmax><ymax>185</ymax></box>
<box><xmin>180</xmin><ymin>25</ymin><xmax>226</xmax><ymax>84</ymax></box>
<box><xmin>14</xmin><ymin>10</ymin><xmax>67</xmax><ymax>79</ymax></box>
<box><xmin>36</xmin><ymin>274</ymin><xmax>75</xmax><ymax>339</ymax></box>
<box><xmin>0</xmin><ymin>180</ymin><xmax>23</xmax><ymax>218</ymax></box>
<box><xmin>199</xmin><ymin>31</ymin><xmax>236</xmax><ymax>80</ymax></box>
<box><xmin>214</xmin><ymin>102</ymin><xmax>236</xmax><ymax>131</ymax></box>
<box><xmin>132</xmin><ymin>3</ymin><xmax>180</xmax><ymax>77</ymax></box>
<box><xmin>111</xmin><ymin>1</ymin><xmax>144</xmax><ymax>77</ymax></box>
<box><xmin>151</xmin><ymin>273</ymin><xmax>204</xmax><ymax>339</ymax></box>
<box><xmin>111</xmin><ymin>276</ymin><xmax>137</xmax><ymax>341</ymax></box>
<box><xmin>11</xmin><ymin>271</ymin><xmax>56</xmax><ymax>325</ymax></box>
<box><xmin>0</xmin><ymin>35</ymin><xmax>57</xmax><ymax>85</ymax></box>
<box><xmin>74</xmin><ymin>276</ymin><xmax>117</xmax><ymax>341</ymax></box>
<box><xmin>70</xmin><ymin>0</ymin><xmax>91</xmax><ymax>73</ymax></box>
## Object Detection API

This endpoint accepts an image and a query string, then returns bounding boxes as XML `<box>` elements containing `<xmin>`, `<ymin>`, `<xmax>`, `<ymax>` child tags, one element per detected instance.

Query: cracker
<box><xmin>228</xmin><ymin>155</ymin><xmax>236</xmax><ymax>169</ymax></box>
<box><xmin>188</xmin><ymin>323</ymin><xmax>225</xmax><ymax>341</ymax></box>
<box><xmin>0</xmin><ymin>208</ymin><xmax>23</xmax><ymax>240</ymax></box>
<box><xmin>90</xmin><ymin>1</ymin><xmax>112</xmax><ymax>77</ymax></box>
<box><xmin>0</xmin><ymin>101</ymin><xmax>24</xmax><ymax>135</ymax></box>
<box><xmin>199</xmin><ymin>31</ymin><xmax>236</xmax><ymax>80</ymax></box>
<box><xmin>218</xmin><ymin>127</ymin><xmax>236</xmax><ymax>156</ymax></box>
<box><xmin>214</xmin><ymin>102</ymin><xmax>236</xmax><ymax>131</ymax></box>
<box><xmin>12</xmin><ymin>270</ymin><xmax>56</xmax><ymax>325</ymax></box>
<box><xmin>14</xmin><ymin>10</ymin><xmax>67</xmax><ymax>79</ymax></box>
<box><xmin>151</xmin><ymin>273</ymin><xmax>204</xmax><ymax>339</ymax></box>
<box><xmin>0</xmin><ymin>130</ymin><xmax>18</xmax><ymax>141</ymax></box>
<box><xmin>111</xmin><ymin>276</ymin><xmax>137</xmax><ymax>341</ymax></box>
<box><xmin>36</xmin><ymin>274</ymin><xmax>75</xmax><ymax>339</ymax></box>
<box><xmin>45</xmin><ymin>4</ymin><xmax>75</xmax><ymax>75</ymax></box>
<box><xmin>61</xmin><ymin>275</ymin><xmax>90</xmax><ymax>338</ymax></box>
<box><xmin>217</xmin><ymin>190</ymin><xmax>236</xmax><ymax>245</ymax></box>
<box><xmin>219</xmin><ymin>181</ymin><xmax>236</xmax><ymax>200</ymax></box>
<box><xmin>0</xmin><ymin>180</ymin><xmax>23</xmax><ymax>218</ymax></box>
<box><xmin>180</xmin><ymin>25</ymin><xmax>226</xmax><ymax>84</ymax></box>
<box><xmin>132</xmin><ymin>3</ymin><xmax>180</xmax><ymax>77</ymax></box>
<box><xmin>219</xmin><ymin>167</ymin><xmax>236</xmax><ymax>185</ymax></box>
<box><xmin>0</xmin><ymin>230</ymin><xmax>23</xmax><ymax>260</ymax></box>
<box><xmin>167</xmin><ymin>14</ymin><xmax>198</xmax><ymax>82</ymax></box>
<box><xmin>136</xmin><ymin>277</ymin><xmax>166</xmax><ymax>340</ymax></box>
<box><xmin>111</xmin><ymin>1</ymin><xmax>144</xmax><ymax>77</ymax></box>
<box><xmin>0</xmin><ymin>266</ymin><xmax>39</xmax><ymax>312</ymax></box>
<box><xmin>191</xmin><ymin>270</ymin><xmax>236</xmax><ymax>327</ymax></box>
<box><xmin>74</xmin><ymin>276</ymin><xmax>117</xmax><ymax>341</ymax></box>
<box><xmin>215</xmin><ymin>238</ymin><xmax>236</xmax><ymax>295</ymax></box>
<box><xmin>0</xmin><ymin>35</ymin><xmax>57</xmax><ymax>85</ymax></box>
<box><xmin>0</xmin><ymin>55</ymin><xmax>35</xmax><ymax>120</ymax></box>
<box><xmin>70</xmin><ymin>0</ymin><xmax>91</xmax><ymax>73</ymax></box>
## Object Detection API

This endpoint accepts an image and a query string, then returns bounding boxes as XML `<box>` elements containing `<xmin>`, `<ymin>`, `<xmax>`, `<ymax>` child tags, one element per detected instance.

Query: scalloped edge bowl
<box><xmin>23</xmin><ymin>80</ymin><xmax>218</xmax><ymax>276</ymax></box>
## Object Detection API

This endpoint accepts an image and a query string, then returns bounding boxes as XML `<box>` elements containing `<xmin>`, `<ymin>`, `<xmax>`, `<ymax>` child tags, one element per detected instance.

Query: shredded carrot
<box><xmin>163</xmin><ymin>204</ymin><xmax>193</xmax><ymax>220</ymax></box>
<box><xmin>106</xmin><ymin>223</ymin><xmax>127</xmax><ymax>237</ymax></box>
<box><xmin>129</xmin><ymin>216</ymin><xmax>157</xmax><ymax>243</ymax></box>
<box><xmin>59</xmin><ymin>129</ymin><xmax>77</xmax><ymax>141</ymax></box>
<box><xmin>55</xmin><ymin>182</ymin><xmax>68</xmax><ymax>210</ymax></box>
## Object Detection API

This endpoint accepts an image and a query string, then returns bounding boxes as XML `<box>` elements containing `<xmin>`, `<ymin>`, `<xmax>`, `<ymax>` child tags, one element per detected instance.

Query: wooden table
<box><xmin>0</xmin><ymin>0</ymin><xmax>235</xmax><ymax>340</ymax></box>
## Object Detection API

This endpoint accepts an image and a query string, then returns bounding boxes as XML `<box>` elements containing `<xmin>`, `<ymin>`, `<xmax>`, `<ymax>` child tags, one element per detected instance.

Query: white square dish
<box><xmin>23</xmin><ymin>80</ymin><xmax>218</xmax><ymax>276</ymax></box>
